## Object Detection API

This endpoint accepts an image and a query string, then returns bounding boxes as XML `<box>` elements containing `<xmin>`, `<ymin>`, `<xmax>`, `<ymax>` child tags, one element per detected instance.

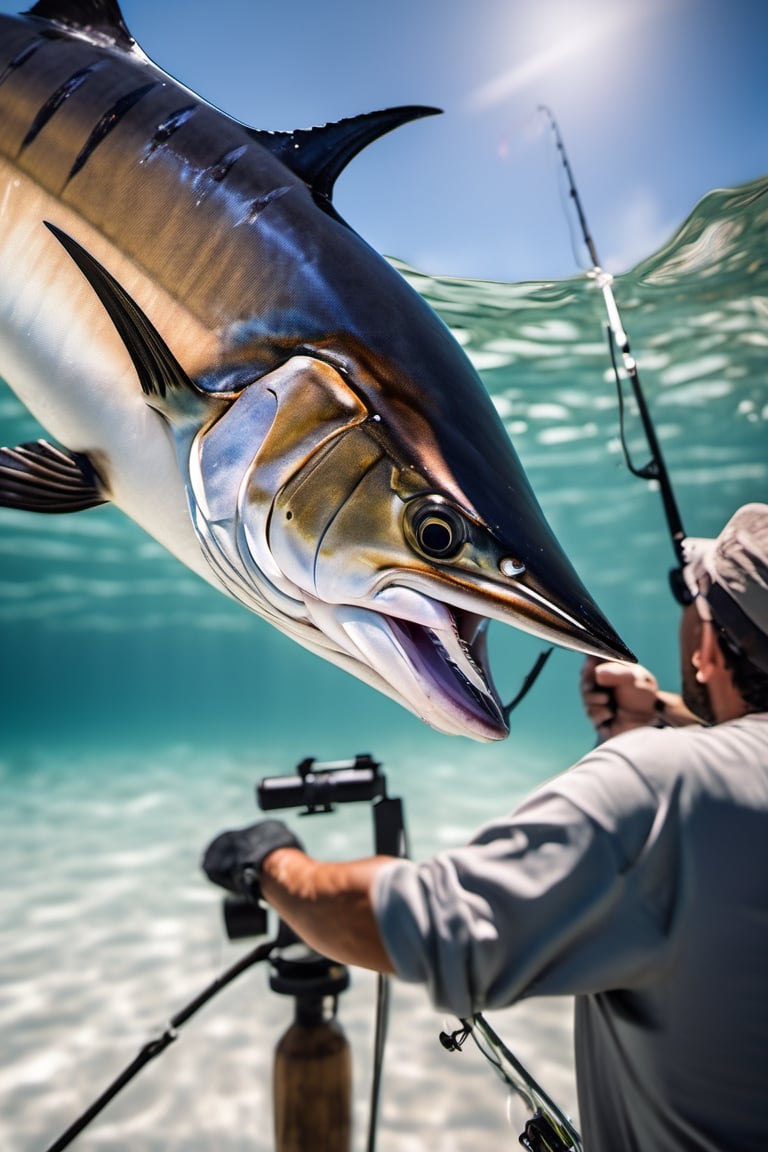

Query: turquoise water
<box><xmin>1</xmin><ymin>177</ymin><xmax>767</xmax><ymax>1149</ymax></box>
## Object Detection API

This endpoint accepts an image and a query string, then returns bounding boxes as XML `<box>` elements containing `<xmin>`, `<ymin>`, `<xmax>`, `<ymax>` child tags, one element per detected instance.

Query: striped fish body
<box><xmin>0</xmin><ymin>2</ymin><xmax>633</xmax><ymax>739</ymax></box>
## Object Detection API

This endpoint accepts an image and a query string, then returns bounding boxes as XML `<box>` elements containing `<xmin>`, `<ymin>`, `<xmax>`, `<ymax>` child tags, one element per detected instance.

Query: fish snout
<box><xmin>304</xmin><ymin>479</ymin><xmax>634</xmax><ymax>666</ymax></box>
<box><xmin>268</xmin><ymin>454</ymin><xmax>632</xmax><ymax>738</ymax></box>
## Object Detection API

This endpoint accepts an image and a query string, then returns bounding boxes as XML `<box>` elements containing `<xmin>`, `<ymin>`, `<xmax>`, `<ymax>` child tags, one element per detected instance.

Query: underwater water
<box><xmin>1</xmin><ymin>175</ymin><xmax>767</xmax><ymax>1150</ymax></box>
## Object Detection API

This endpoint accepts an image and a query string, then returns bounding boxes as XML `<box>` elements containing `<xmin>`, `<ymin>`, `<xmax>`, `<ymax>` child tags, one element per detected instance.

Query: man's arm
<box><xmin>202</xmin><ymin>822</ymin><xmax>395</xmax><ymax>974</ymax></box>
<box><xmin>260</xmin><ymin>849</ymin><xmax>395</xmax><ymax>974</ymax></box>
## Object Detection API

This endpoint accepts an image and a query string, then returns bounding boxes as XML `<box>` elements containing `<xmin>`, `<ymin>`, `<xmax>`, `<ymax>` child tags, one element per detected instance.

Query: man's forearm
<box><xmin>260</xmin><ymin>848</ymin><xmax>396</xmax><ymax>974</ymax></box>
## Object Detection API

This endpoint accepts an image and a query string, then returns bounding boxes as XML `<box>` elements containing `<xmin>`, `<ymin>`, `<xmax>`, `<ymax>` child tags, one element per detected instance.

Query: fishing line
<box><xmin>502</xmin><ymin>647</ymin><xmax>553</xmax><ymax>722</ymax></box>
<box><xmin>539</xmin><ymin>105</ymin><xmax>688</xmax><ymax>589</ymax></box>
<box><xmin>608</xmin><ymin>327</ymin><xmax>655</xmax><ymax>481</ymax></box>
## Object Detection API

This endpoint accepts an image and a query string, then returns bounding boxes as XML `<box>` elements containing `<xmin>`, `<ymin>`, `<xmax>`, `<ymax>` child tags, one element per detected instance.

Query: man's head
<box><xmin>680</xmin><ymin>504</ymin><xmax>768</xmax><ymax>722</ymax></box>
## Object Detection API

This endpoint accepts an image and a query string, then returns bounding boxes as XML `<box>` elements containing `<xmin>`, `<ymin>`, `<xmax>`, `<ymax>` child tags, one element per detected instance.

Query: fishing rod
<box><xmin>441</xmin><ymin>1017</ymin><xmax>582</xmax><ymax>1151</ymax></box>
<box><xmin>539</xmin><ymin>106</ymin><xmax>690</xmax><ymax>601</ymax></box>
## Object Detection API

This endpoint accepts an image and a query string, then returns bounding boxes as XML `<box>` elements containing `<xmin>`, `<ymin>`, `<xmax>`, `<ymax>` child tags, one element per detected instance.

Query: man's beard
<box><xmin>682</xmin><ymin>665</ymin><xmax>715</xmax><ymax>726</ymax></box>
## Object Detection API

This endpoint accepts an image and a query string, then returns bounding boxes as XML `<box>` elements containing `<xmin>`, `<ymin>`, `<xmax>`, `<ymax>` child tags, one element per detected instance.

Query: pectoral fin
<box><xmin>44</xmin><ymin>222</ymin><xmax>220</xmax><ymax>429</ymax></box>
<box><xmin>0</xmin><ymin>439</ymin><xmax>107</xmax><ymax>513</ymax></box>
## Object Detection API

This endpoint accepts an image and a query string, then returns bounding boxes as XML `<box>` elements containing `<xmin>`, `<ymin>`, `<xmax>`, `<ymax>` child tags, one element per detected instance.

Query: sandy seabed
<box><xmin>0</xmin><ymin>749</ymin><xmax>577</xmax><ymax>1152</ymax></box>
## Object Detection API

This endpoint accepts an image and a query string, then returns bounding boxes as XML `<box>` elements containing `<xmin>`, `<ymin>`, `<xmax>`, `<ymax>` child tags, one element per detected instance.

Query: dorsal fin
<box><xmin>250</xmin><ymin>106</ymin><xmax>441</xmax><ymax>204</ymax></box>
<box><xmin>24</xmin><ymin>0</ymin><xmax>134</xmax><ymax>51</ymax></box>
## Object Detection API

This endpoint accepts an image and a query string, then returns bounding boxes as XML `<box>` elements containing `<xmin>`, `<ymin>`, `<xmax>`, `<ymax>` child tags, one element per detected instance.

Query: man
<box><xmin>205</xmin><ymin>504</ymin><xmax>768</xmax><ymax>1151</ymax></box>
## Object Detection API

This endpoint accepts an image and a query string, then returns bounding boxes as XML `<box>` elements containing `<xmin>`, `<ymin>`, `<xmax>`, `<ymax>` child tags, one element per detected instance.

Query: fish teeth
<box><xmin>430</xmin><ymin>631</ymin><xmax>502</xmax><ymax>721</ymax></box>
<box><xmin>430</xmin><ymin>624</ymin><xmax>489</xmax><ymax>698</ymax></box>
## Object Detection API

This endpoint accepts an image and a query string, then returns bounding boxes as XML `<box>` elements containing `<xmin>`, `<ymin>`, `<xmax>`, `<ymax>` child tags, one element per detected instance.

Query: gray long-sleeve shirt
<box><xmin>373</xmin><ymin>714</ymin><xmax>768</xmax><ymax>1151</ymax></box>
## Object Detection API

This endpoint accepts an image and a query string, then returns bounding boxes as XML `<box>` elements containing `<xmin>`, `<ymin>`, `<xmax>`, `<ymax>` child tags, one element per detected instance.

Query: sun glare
<box><xmin>470</xmin><ymin>0</ymin><xmax>658</xmax><ymax>115</ymax></box>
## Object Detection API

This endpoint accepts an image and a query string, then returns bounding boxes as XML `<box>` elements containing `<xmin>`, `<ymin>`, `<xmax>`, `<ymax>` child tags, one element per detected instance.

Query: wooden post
<box><xmin>271</xmin><ymin>951</ymin><xmax>352</xmax><ymax>1152</ymax></box>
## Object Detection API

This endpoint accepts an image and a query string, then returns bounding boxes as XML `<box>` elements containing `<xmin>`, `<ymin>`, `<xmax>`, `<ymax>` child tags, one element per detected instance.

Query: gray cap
<box><xmin>682</xmin><ymin>503</ymin><xmax>768</xmax><ymax>674</ymax></box>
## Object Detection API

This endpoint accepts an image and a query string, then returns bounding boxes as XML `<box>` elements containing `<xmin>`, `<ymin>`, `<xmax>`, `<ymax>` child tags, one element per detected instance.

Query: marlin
<box><xmin>0</xmin><ymin>0</ymin><xmax>633</xmax><ymax>740</ymax></box>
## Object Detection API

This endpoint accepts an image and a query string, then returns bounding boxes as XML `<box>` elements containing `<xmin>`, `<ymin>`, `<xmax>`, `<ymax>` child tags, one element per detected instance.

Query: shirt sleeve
<box><xmin>372</xmin><ymin>740</ymin><xmax>682</xmax><ymax>1018</ymax></box>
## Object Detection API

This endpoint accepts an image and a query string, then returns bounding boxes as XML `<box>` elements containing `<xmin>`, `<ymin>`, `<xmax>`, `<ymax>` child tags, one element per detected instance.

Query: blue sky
<box><xmin>2</xmin><ymin>0</ymin><xmax>767</xmax><ymax>281</ymax></box>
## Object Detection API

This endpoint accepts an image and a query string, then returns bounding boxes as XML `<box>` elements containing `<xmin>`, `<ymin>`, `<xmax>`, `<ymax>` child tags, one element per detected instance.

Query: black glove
<box><xmin>202</xmin><ymin>819</ymin><xmax>305</xmax><ymax>897</ymax></box>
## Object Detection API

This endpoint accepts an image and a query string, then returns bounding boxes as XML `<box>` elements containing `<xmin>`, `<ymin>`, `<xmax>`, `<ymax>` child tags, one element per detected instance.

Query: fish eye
<box><xmin>407</xmin><ymin>498</ymin><xmax>467</xmax><ymax>561</ymax></box>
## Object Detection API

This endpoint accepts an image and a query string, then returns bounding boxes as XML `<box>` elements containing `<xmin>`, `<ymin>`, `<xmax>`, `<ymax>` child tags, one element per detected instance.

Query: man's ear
<box><xmin>694</xmin><ymin>621</ymin><xmax>726</xmax><ymax>683</ymax></box>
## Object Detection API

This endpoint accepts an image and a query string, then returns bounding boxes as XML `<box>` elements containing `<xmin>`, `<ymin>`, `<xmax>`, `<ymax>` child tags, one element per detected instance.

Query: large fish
<box><xmin>0</xmin><ymin>0</ymin><xmax>632</xmax><ymax>740</ymax></box>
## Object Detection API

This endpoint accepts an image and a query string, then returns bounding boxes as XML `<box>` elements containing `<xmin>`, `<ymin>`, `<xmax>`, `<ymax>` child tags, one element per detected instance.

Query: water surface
<box><xmin>1</xmin><ymin>176</ymin><xmax>766</xmax><ymax>1150</ymax></box>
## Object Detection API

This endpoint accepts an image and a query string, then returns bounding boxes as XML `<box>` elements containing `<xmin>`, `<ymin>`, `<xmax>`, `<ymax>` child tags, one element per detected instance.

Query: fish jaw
<box><xmin>300</xmin><ymin>557</ymin><xmax>629</xmax><ymax>741</ymax></box>
<box><xmin>314</xmin><ymin>597</ymin><xmax>507</xmax><ymax>740</ymax></box>
<box><xmin>313</xmin><ymin>541</ymin><xmax>633</xmax><ymax>742</ymax></box>
<box><xmin>299</xmin><ymin>585</ymin><xmax>504</xmax><ymax>737</ymax></box>
<box><xmin>300</xmin><ymin>561</ymin><xmax>628</xmax><ymax>741</ymax></box>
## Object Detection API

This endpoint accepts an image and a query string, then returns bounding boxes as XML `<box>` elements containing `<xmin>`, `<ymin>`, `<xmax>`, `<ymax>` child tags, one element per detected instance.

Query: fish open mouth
<box><xmin>392</xmin><ymin>612</ymin><xmax>507</xmax><ymax>734</ymax></box>
<box><xmin>326</xmin><ymin>570</ymin><xmax>631</xmax><ymax>740</ymax></box>
<box><xmin>332</xmin><ymin>597</ymin><xmax>509</xmax><ymax>740</ymax></box>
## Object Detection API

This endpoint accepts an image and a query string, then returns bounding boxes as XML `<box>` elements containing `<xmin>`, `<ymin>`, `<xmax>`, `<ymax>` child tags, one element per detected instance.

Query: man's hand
<box><xmin>581</xmin><ymin>657</ymin><xmax>661</xmax><ymax>741</ymax></box>
<box><xmin>202</xmin><ymin>820</ymin><xmax>305</xmax><ymax>897</ymax></box>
